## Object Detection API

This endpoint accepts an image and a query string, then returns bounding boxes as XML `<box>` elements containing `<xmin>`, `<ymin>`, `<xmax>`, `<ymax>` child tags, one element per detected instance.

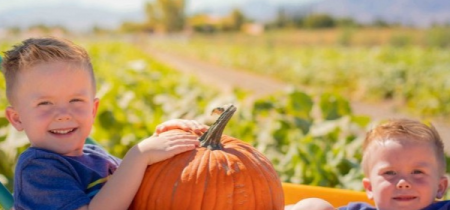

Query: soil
<box><xmin>143</xmin><ymin>47</ymin><xmax>450</xmax><ymax>155</ymax></box>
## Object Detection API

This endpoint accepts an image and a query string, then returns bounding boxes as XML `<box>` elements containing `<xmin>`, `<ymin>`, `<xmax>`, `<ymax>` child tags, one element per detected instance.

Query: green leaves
<box><xmin>287</xmin><ymin>91</ymin><xmax>313</xmax><ymax>118</ymax></box>
<box><xmin>229</xmin><ymin>90</ymin><xmax>368</xmax><ymax>189</ymax></box>
<box><xmin>319</xmin><ymin>93</ymin><xmax>351</xmax><ymax>120</ymax></box>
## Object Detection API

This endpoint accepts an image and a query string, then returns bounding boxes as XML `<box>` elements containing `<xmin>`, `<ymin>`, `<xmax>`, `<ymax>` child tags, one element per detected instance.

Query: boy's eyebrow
<box><xmin>376</xmin><ymin>161</ymin><xmax>434</xmax><ymax>170</ymax></box>
<box><xmin>31</xmin><ymin>90</ymin><xmax>91</xmax><ymax>100</ymax></box>
<box><xmin>413</xmin><ymin>162</ymin><xmax>435</xmax><ymax>168</ymax></box>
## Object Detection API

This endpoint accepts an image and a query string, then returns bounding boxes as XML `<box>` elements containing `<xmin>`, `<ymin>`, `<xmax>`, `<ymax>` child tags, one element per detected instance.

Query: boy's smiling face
<box><xmin>363</xmin><ymin>139</ymin><xmax>448</xmax><ymax>210</ymax></box>
<box><xmin>5</xmin><ymin>61</ymin><xmax>99</xmax><ymax>156</ymax></box>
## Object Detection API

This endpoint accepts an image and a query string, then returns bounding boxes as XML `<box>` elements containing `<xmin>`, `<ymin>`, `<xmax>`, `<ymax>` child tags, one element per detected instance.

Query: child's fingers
<box><xmin>185</xmin><ymin>120</ymin><xmax>209</xmax><ymax>135</ymax></box>
<box><xmin>155</xmin><ymin>120</ymin><xmax>209</xmax><ymax>136</ymax></box>
<box><xmin>167</xmin><ymin>138</ymin><xmax>200</xmax><ymax>147</ymax></box>
<box><xmin>154</xmin><ymin>119</ymin><xmax>178</xmax><ymax>134</ymax></box>
<box><xmin>154</xmin><ymin>119</ymin><xmax>190</xmax><ymax>133</ymax></box>
<box><xmin>169</xmin><ymin>142</ymin><xmax>199</xmax><ymax>152</ymax></box>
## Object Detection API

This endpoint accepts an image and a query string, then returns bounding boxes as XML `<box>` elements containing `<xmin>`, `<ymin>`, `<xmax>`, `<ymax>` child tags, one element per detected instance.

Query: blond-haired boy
<box><xmin>2</xmin><ymin>37</ymin><xmax>206</xmax><ymax>210</ymax></box>
<box><xmin>288</xmin><ymin>118</ymin><xmax>450</xmax><ymax>210</ymax></box>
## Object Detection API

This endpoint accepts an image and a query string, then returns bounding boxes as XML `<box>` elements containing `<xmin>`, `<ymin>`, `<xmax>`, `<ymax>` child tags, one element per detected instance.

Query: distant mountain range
<box><xmin>237</xmin><ymin>0</ymin><xmax>450</xmax><ymax>27</ymax></box>
<box><xmin>0</xmin><ymin>0</ymin><xmax>449</xmax><ymax>32</ymax></box>
<box><xmin>309</xmin><ymin>0</ymin><xmax>450</xmax><ymax>27</ymax></box>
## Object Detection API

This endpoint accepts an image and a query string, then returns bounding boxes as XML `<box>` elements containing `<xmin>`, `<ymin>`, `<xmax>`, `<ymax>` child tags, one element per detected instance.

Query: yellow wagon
<box><xmin>283</xmin><ymin>182</ymin><xmax>375</xmax><ymax>207</ymax></box>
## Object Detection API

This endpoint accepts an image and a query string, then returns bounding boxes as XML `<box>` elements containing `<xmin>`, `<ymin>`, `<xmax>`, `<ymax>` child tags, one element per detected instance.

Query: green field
<box><xmin>143</xmin><ymin>28</ymin><xmax>450</xmax><ymax>119</ymax></box>
<box><xmin>1</xmin><ymin>28</ymin><xmax>450</xmax><ymax>196</ymax></box>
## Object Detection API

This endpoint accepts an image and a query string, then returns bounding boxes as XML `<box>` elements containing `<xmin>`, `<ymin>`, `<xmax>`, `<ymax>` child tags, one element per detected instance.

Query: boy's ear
<box><xmin>363</xmin><ymin>178</ymin><xmax>374</xmax><ymax>200</ymax></box>
<box><xmin>436</xmin><ymin>176</ymin><xmax>448</xmax><ymax>199</ymax></box>
<box><xmin>5</xmin><ymin>106</ymin><xmax>24</xmax><ymax>131</ymax></box>
<box><xmin>92</xmin><ymin>98</ymin><xmax>99</xmax><ymax>118</ymax></box>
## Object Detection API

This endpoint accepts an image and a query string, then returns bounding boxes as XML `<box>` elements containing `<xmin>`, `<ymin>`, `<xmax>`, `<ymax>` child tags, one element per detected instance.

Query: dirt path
<box><xmin>143</xmin><ymin>47</ymin><xmax>450</xmax><ymax>154</ymax></box>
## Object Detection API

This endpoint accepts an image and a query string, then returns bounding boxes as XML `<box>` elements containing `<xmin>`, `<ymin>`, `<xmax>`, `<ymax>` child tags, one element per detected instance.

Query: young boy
<box><xmin>288</xmin><ymin>118</ymin><xmax>450</xmax><ymax>210</ymax></box>
<box><xmin>1</xmin><ymin>37</ymin><xmax>207</xmax><ymax>210</ymax></box>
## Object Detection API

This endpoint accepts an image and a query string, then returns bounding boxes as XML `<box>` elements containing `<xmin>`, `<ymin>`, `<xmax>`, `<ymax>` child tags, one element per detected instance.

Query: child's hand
<box><xmin>154</xmin><ymin>119</ymin><xmax>208</xmax><ymax>136</ymax></box>
<box><xmin>137</xmin><ymin>132</ymin><xmax>200</xmax><ymax>165</ymax></box>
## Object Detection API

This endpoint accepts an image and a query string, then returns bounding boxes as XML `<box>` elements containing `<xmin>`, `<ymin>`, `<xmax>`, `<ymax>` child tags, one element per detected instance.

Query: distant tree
<box><xmin>336</xmin><ymin>18</ymin><xmax>359</xmax><ymax>28</ymax></box>
<box><xmin>229</xmin><ymin>8</ymin><xmax>245</xmax><ymax>31</ymax></box>
<box><xmin>187</xmin><ymin>14</ymin><xmax>218</xmax><ymax>33</ymax></box>
<box><xmin>145</xmin><ymin>0</ymin><xmax>186</xmax><ymax>33</ymax></box>
<box><xmin>120</xmin><ymin>21</ymin><xmax>152</xmax><ymax>33</ymax></box>
<box><xmin>303</xmin><ymin>14</ymin><xmax>335</xmax><ymax>28</ymax></box>
<box><xmin>275</xmin><ymin>8</ymin><xmax>289</xmax><ymax>28</ymax></box>
<box><xmin>372</xmin><ymin>19</ymin><xmax>391</xmax><ymax>28</ymax></box>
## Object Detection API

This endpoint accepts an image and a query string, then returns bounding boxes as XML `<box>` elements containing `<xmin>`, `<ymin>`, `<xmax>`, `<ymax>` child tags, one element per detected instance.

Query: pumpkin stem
<box><xmin>199</xmin><ymin>104</ymin><xmax>236</xmax><ymax>150</ymax></box>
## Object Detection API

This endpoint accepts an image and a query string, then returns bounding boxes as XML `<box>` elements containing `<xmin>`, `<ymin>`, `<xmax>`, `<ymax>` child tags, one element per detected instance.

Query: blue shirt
<box><xmin>338</xmin><ymin>201</ymin><xmax>450</xmax><ymax>210</ymax></box>
<box><xmin>14</xmin><ymin>144</ymin><xmax>121</xmax><ymax>210</ymax></box>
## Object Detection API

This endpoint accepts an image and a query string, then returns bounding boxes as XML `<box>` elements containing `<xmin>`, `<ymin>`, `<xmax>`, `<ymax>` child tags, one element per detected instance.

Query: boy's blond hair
<box><xmin>1</xmin><ymin>37</ymin><xmax>95</xmax><ymax>103</ymax></box>
<box><xmin>362</xmin><ymin>118</ymin><xmax>446</xmax><ymax>175</ymax></box>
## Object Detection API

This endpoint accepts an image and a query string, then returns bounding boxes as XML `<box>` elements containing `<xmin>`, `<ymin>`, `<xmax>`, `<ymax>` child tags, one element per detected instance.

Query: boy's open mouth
<box><xmin>393</xmin><ymin>195</ymin><xmax>417</xmax><ymax>201</ymax></box>
<box><xmin>49</xmin><ymin>128</ymin><xmax>76</xmax><ymax>134</ymax></box>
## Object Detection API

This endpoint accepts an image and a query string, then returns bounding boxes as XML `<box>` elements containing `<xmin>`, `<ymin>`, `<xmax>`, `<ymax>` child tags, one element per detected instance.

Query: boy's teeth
<box><xmin>51</xmin><ymin>129</ymin><xmax>74</xmax><ymax>134</ymax></box>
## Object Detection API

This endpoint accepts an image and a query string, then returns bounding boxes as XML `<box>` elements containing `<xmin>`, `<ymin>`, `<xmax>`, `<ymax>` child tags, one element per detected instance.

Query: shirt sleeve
<box><xmin>423</xmin><ymin>200</ymin><xmax>450</xmax><ymax>210</ymax></box>
<box><xmin>14</xmin><ymin>157</ymin><xmax>90</xmax><ymax>210</ymax></box>
<box><xmin>337</xmin><ymin>202</ymin><xmax>377</xmax><ymax>210</ymax></box>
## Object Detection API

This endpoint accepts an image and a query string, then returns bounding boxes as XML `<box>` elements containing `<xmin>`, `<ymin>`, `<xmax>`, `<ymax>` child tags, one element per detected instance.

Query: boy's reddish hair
<box><xmin>1</xmin><ymin>37</ymin><xmax>95</xmax><ymax>103</ymax></box>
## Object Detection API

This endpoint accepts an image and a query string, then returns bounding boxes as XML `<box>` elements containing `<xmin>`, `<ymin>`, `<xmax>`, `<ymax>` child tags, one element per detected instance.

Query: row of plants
<box><xmin>143</xmin><ymin>32</ymin><xmax>450</xmax><ymax>120</ymax></box>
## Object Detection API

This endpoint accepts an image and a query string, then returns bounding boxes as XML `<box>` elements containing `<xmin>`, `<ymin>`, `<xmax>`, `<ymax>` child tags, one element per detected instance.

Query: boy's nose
<box><xmin>57</xmin><ymin>114</ymin><xmax>71</xmax><ymax>121</ymax></box>
<box><xmin>56</xmin><ymin>109</ymin><xmax>72</xmax><ymax>121</ymax></box>
<box><xmin>396</xmin><ymin>179</ymin><xmax>411</xmax><ymax>189</ymax></box>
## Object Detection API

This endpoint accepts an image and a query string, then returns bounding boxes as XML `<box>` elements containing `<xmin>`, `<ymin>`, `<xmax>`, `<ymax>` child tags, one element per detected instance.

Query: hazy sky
<box><xmin>0</xmin><ymin>0</ymin><xmax>318</xmax><ymax>13</ymax></box>
<box><xmin>0</xmin><ymin>0</ymin><xmax>319</xmax><ymax>31</ymax></box>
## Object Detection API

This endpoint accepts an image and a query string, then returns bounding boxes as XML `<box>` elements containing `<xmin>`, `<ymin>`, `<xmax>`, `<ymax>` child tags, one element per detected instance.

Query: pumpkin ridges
<box><xmin>147</xmin><ymin>129</ymin><xmax>202</xmax><ymax>210</ymax></box>
<box><xmin>235</xmin><ymin>146</ymin><xmax>268</xmax><ymax>210</ymax></box>
<box><xmin>222</xmin><ymin>137</ymin><xmax>261</xmax><ymax>209</ymax></box>
<box><xmin>221</xmin><ymin>148</ymin><xmax>255</xmax><ymax>210</ymax></box>
<box><xmin>193</xmin><ymin>149</ymin><xmax>210</xmax><ymax>210</ymax></box>
<box><xmin>220</xmin><ymin>147</ymin><xmax>255</xmax><ymax>210</ymax></box>
<box><xmin>131</xmin><ymin>159</ymin><xmax>169</xmax><ymax>209</ymax></box>
<box><xmin>210</xmin><ymin>150</ymin><xmax>235</xmax><ymax>209</ymax></box>
<box><xmin>169</xmin><ymin>148</ymin><xmax>208</xmax><ymax>209</ymax></box>
<box><xmin>173</xmin><ymin>150</ymin><xmax>204</xmax><ymax>210</ymax></box>
<box><xmin>142</xmin><ymin>156</ymin><xmax>173</xmax><ymax>209</ymax></box>
<box><xmin>200</xmin><ymin>149</ymin><xmax>220</xmax><ymax>209</ymax></box>
<box><xmin>133</xmin><ymin>151</ymin><xmax>195</xmax><ymax>209</ymax></box>
<box><xmin>185</xmin><ymin>149</ymin><xmax>210</xmax><ymax>210</ymax></box>
<box><xmin>161</xmin><ymin>151</ymin><xmax>196</xmax><ymax>210</ymax></box>
<box><xmin>248</xmin><ymin>147</ymin><xmax>282</xmax><ymax>210</ymax></box>
<box><xmin>223</xmin><ymin>136</ymin><xmax>282</xmax><ymax>209</ymax></box>
<box><xmin>149</xmin><ymin>158</ymin><xmax>178</xmax><ymax>209</ymax></box>
<box><xmin>259</xmin><ymin>153</ymin><xmax>285</xmax><ymax>208</ymax></box>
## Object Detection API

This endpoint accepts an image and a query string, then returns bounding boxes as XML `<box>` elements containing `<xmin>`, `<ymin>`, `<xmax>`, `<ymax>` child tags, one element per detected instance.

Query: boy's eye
<box><xmin>412</xmin><ymin>170</ymin><xmax>424</xmax><ymax>174</ymax></box>
<box><xmin>71</xmin><ymin>98</ymin><xmax>83</xmax><ymax>103</ymax></box>
<box><xmin>384</xmin><ymin>171</ymin><xmax>396</xmax><ymax>175</ymax></box>
<box><xmin>38</xmin><ymin>101</ymin><xmax>51</xmax><ymax>106</ymax></box>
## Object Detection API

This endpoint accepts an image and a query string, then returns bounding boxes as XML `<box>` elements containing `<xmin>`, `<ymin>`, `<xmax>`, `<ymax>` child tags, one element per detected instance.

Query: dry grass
<box><xmin>201</xmin><ymin>27</ymin><xmax>427</xmax><ymax>47</ymax></box>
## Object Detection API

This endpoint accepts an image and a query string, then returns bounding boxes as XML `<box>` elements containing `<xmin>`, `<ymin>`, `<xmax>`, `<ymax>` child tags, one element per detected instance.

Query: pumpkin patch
<box><xmin>130</xmin><ymin>105</ymin><xmax>284</xmax><ymax>210</ymax></box>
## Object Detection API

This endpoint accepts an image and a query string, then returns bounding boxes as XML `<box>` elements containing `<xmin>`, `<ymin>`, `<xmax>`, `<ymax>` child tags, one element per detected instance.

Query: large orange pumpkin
<box><xmin>130</xmin><ymin>105</ymin><xmax>284</xmax><ymax>210</ymax></box>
